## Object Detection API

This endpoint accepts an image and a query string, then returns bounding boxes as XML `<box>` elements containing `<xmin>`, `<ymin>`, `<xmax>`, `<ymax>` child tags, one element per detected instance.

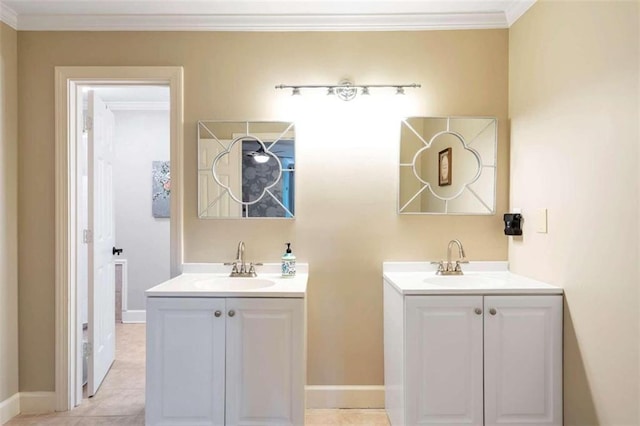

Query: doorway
<box><xmin>77</xmin><ymin>85</ymin><xmax>171</xmax><ymax>401</ymax></box>
<box><xmin>54</xmin><ymin>67</ymin><xmax>184</xmax><ymax>412</ymax></box>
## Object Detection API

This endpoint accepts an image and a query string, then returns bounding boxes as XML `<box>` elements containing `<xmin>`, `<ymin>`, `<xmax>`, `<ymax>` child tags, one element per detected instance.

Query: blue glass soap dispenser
<box><xmin>281</xmin><ymin>243</ymin><xmax>296</xmax><ymax>278</ymax></box>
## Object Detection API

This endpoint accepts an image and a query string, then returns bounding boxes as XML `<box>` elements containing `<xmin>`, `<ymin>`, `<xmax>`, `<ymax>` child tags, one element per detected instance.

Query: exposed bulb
<box><xmin>253</xmin><ymin>153</ymin><xmax>270</xmax><ymax>164</ymax></box>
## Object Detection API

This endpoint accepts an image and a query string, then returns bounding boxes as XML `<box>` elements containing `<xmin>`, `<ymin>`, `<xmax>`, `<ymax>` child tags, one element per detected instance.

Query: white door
<box><xmin>405</xmin><ymin>296</ymin><xmax>484</xmax><ymax>426</ymax></box>
<box><xmin>484</xmin><ymin>296</ymin><xmax>563</xmax><ymax>426</ymax></box>
<box><xmin>225</xmin><ymin>298</ymin><xmax>305</xmax><ymax>426</ymax></box>
<box><xmin>146</xmin><ymin>297</ymin><xmax>226</xmax><ymax>426</ymax></box>
<box><xmin>87</xmin><ymin>91</ymin><xmax>117</xmax><ymax>396</ymax></box>
<box><xmin>198</xmin><ymin>132</ymin><xmax>242</xmax><ymax>217</ymax></box>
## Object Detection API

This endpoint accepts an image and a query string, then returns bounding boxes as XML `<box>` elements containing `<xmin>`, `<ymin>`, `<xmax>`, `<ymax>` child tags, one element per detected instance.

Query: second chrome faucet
<box><xmin>433</xmin><ymin>239</ymin><xmax>468</xmax><ymax>275</ymax></box>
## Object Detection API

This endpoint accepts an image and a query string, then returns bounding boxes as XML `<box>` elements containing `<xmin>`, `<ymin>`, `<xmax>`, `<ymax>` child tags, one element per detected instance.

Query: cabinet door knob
<box><xmin>474</xmin><ymin>308</ymin><xmax>482</xmax><ymax>315</ymax></box>
<box><xmin>228</xmin><ymin>310</ymin><xmax>236</xmax><ymax>317</ymax></box>
<box><xmin>214</xmin><ymin>310</ymin><xmax>222</xmax><ymax>317</ymax></box>
<box><xmin>489</xmin><ymin>308</ymin><xmax>497</xmax><ymax>315</ymax></box>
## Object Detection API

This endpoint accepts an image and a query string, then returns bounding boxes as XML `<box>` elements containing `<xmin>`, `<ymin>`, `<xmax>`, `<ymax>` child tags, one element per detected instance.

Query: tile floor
<box><xmin>7</xmin><ymin>324</ymin><xmax>389</xmax><ymax>426</ymax></box>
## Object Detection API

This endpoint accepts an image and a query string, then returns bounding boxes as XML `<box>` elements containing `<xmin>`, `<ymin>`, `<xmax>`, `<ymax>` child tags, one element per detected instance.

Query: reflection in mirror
<box><xmin>399</xmin><ymin>117</ymin><xmax>497</xmax><ymax>215</ymax></box>
<box><xmin>198</xmin><ymin>121</ymin><xmax>295</xmax><ymax>218</ymax></box>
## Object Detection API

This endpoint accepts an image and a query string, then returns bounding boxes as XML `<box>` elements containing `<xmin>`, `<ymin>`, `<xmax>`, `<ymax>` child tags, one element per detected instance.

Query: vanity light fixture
<box><xmin>275</xmin><ymin>79</ymin><xmax>420</xmax><ymax>101</ymax></box>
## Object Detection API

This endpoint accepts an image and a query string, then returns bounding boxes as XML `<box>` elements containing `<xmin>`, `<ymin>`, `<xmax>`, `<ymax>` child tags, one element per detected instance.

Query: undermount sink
<box><xmin>193</xmin><ymin>277</ymin><xmax>276</xmax><ymax>291</ymax></box>
<box><xmin>423</xmin><ymin>274</ymin><xmax>505</xmax><ymax>287</ymax></box>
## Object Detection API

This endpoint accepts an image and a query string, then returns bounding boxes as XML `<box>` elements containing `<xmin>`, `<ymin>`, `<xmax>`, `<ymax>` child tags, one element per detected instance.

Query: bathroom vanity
<box><xmin>383</xmin><ymin>262</ymin><xmax>563</xmax><ymax>426</ymax></box>
<box><xmin>145</xmin><ymin>263</ymin><xmax>307</xmax><ymax>426</ymax></box>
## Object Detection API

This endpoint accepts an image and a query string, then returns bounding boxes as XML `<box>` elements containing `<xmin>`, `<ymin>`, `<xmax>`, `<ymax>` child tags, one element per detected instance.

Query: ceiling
<box><xmin>0</xmin><ymin>0</ymin><xmax>536</xmax><ymax>31</ymax></box>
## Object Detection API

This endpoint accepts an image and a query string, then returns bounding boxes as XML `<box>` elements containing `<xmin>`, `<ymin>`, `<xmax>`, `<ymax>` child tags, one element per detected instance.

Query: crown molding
<box><xmin>0</xmin><ymin>2</ymin><xmax>18</xmax><ymax>29</ymax></box>
<box><xmin>15</xmin><ymin>12</ymin><xmax>509</xmax><ymax>32</ymax></box>
<box><xmin>105</xmin><ymin>101</ymin><xmax>170</xmax><ymax>111</ymax></box>
<box><xmin>504</xmin><ymin>0</ymin><xmax>537</xmax><ymax>26</ymax></box>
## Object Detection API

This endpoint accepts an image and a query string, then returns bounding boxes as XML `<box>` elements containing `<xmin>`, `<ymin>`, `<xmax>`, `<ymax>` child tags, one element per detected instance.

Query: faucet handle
<box><xmin>431</xmin><ymin>260</ymin><xmax>446</xmax><ymax>274</ymax></box>
<box><xmin>247</xmin><ymin>262</ymin><xmax>261</xmax><ymax>277</ymax></box>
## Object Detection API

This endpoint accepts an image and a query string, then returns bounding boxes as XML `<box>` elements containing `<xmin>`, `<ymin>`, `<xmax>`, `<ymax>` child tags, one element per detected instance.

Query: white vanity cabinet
<box><xmin>146</xmin><ymin>296</ymin><xmax>305</xmax><ymax>426</ymax></box>
<box><xmin>383</xmin><ymin>269</ymin><xmax>563</xmax><ymax>426</ymax></box>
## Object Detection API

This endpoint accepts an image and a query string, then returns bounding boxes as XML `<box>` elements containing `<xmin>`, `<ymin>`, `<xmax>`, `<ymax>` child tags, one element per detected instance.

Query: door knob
<box><xmin>214</xmin><ymin>311</ymin><xmax>222</xmax><ymax>317</ymax></box>
<box><xmin>474</xmin><ymin>308</ymin><xmax>482</xmax><ymax>315</ymax></box>
<box><xmin>112</xmin><ymin>247</ymin><xmax>123</xmax><ymax>256</ymax></box>
<box><xmin>489</xmin><ymin>308</ymin><xmax>497</xmax><ymax>315</ymax></box>
<box><xmin>228</xmin><ymin>310</ymin><xmax>235</xmax><ymax>317</ymax></box>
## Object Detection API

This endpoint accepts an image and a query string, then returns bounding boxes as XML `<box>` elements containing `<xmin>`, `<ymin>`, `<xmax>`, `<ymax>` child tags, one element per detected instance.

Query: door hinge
<box><xmin>83</xmin><ymin>229</ymin><xmax>93</xmax><ymax>244</ymax></box>
<box><xmin>83</xmin><ymin>114</ymin><xmax>93</xmax><ymax>132</ymax></box>
<box><xmin>83</xmin><ymin>341</ymin><xmax>92</xmax><ymax>357</ymax></box>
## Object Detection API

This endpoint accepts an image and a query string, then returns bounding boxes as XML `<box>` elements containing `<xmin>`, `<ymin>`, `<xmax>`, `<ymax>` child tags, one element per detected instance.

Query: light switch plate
<box><xmin>536</xmin><ymin>208</ymin><xmax>548</xmax><ymax>233</ymax></box>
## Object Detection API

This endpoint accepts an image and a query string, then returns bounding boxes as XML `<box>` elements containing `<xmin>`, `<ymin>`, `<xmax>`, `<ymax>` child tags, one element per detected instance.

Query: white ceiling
<box><xmin>0</xmin><ymin>0</ymin><xmax>536</xmax><ymax>31</ymax></box>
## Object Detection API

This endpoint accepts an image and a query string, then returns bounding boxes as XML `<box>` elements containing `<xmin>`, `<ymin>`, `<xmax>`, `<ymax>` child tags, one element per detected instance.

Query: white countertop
<box><xmin>383</xmin><ymin>261</ymin><xmax>563</xmax><ymax>295</ymax></box>
<box><xmin>146</xmin><ymin>263</ymin><xmax>307</xmax><ymax>298</ymax></box>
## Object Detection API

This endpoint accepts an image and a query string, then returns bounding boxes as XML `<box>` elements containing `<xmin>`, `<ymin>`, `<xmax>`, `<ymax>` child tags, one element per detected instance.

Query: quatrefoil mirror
<box><xmin>198</xmin><ymin>121</ymin><xmax>295</xmax><ymax>218</ymax></box>
<box><xmin>399</xmin><ymin>117</ymin><xmax>497</xmax><ymax>215</ymax></box>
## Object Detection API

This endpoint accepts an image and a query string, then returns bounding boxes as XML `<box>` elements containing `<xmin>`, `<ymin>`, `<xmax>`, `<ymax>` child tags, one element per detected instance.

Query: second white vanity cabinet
<box><xmin>146</xmin><ymin>296</ymin><xmax>305</xmax><ymax>426</ymax></box>
<box><xmin>383</xmin><ymin>264</ymin><xmax>563</xmax><ymax>426</ymax></box>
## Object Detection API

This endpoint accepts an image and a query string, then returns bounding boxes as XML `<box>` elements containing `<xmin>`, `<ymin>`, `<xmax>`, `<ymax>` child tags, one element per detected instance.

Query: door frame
<box><xmin>54</xmin><ymin>66</ymin><xmax>184</xmax><ymax>411</ymax></box>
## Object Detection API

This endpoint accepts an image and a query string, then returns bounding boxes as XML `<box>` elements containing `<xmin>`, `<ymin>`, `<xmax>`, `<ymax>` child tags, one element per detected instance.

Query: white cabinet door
<box><xmin>484</xmin><ymin>296</ymin><xmax>562</xmax><ymax>426</ymax></box>
<box><xmin>406</xmin><ymin>296</ymin><xmax>484</xmax><ymax>426</ymax></box>
<box><xmin>146</xmin><ymin>297</ymin><xmax>226</xmax><ymax>426</ymax></box>
<box><xmin>225</xmin><ymin>298</ymin><xmax>305</xmax><ymax>426</ymax></box>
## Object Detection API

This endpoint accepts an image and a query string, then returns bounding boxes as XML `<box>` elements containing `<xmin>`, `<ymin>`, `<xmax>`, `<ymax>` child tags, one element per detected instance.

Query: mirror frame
<box><xmin>198</xmin><ymin>120</ymin><xmax>296</xmax><ymax>219</ymax></box>
<box><xmin>398</xmin><ymin>116</ymin><xmax>497</xmax><ymax>215</ymax></box>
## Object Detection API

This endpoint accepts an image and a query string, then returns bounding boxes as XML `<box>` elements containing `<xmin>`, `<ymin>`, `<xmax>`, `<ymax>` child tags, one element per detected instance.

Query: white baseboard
<box><xmin>0</xmin><ymin>393</ymin><xmax>20</xmax><ymax>424</ymax></box>
<box><xmin>19</xmin><ymin>392</ymin><xmax>56</xmax><ymax>415</ymax></box>
<box><xmin>305</xmin><ymin>385</ymin><xmax>385</xmax><ymax>409</ymax></box>
<box><xmin>122</xmin><ymin>310</ymin><xmax>146</xmax><ymax>323</ymax></box>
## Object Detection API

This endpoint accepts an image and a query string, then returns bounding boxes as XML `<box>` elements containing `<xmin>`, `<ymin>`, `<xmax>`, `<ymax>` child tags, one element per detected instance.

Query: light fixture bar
<box><xmin>275</xmin><ymin>80</ymin><xmax>421</xmax><ymax>101</ymax></box>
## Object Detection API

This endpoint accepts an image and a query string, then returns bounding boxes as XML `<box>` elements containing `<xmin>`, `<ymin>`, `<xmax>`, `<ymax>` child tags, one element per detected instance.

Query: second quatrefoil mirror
<box><xmin>399</xmin><ymin>116</ymin><xmax>497</xmax><ymax>215</ymax></box>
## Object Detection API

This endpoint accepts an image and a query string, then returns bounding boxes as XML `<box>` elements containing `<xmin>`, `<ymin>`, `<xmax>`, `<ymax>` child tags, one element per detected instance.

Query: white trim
<box><xmin>305</xmin><ymin>386</ymin><xmax>385</xmax><ymax>409</ymax></box>
<box><xmin>0</xmin><ymin>2</ymin><xmax>18</xmax><ymax>29</ymax></box>
<box><xmin>0</xmin><ymin>393</ymin><xmax>20</xmax><ymax>423</ymax></box>
<box><xmin>16</xmin><ymin>12</ymin><xmax>508</xmax><ymax>32</ymax></box>
<box><xmin>55</xmin><ymin>66</ymin><xmax>184</xmax><ymax>412</ymax></box>
<box><xmin>19</xmin><ymin>392</ymin><xmax>56</xmax><ymax>415</ymax></box>
<box><xmin>106</xmin><ymin>101</ymin><xmax>170</xmax><ymax>111</ymax></box>
<box><xmin>122</xmin><ymin>310</ymin><xmax>146</xmax><ymax>324</ymax></box>
<box><xmin>504</xmin><ymin>0</ymin><xmax>537</xmax><ymax>26</ymax></box>
<box><xmin>114</xmin><ymin>259</ymin><xmax>128</xmax><ymax>314</ymax></box>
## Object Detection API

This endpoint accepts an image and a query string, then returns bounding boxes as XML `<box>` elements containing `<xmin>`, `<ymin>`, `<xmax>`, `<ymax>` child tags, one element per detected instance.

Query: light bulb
<box><xmin>253</xmin><ymin>153</ymin><xmax>270</xmax><ymax>164</ymax></box>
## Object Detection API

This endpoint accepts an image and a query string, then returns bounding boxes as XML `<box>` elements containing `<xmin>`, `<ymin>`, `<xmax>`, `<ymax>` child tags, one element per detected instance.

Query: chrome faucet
<box><xmin>434</xmin><ymin>239</ymin><xmax>468</xmax><ymax>275</ymax></box>
<box><xmin>236</xmin><ymin>241</ymin><xmax>245</xmax><ymax>273</ymax></box>
<box><xmin>224</xmin><ymin>241</ymin><xmax>261</xmax><ymax>277</ymax></box>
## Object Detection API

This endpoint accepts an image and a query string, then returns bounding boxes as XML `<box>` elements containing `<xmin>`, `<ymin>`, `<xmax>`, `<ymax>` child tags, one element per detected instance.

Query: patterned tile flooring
<box><xmin>7</xmin><ymin>324</ymin><xmax>389</xmax><ymax>425</ymax></box>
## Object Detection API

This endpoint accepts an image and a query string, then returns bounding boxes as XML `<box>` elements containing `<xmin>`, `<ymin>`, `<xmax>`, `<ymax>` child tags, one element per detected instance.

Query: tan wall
<box><xmin>0</xmin><ymin>21</ymin><xmax>19</xmax><ymax>402</ymax></box>
<box><xmin>17</xmin><ymin>30</ymin><xmax>509</xmax><ymax>391</ymax></box>
<box><xmin>509</xmin><ymin>1</ymin><xmax>639</xmax><ymax>425</ymax></box>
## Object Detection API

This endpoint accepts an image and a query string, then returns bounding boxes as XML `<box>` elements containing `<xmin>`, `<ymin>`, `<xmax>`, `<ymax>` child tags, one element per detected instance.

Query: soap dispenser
<box><xmin>281</xmin><ymin>243</ymin><xmax>296</xmax><ymax>278</ymax></box>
